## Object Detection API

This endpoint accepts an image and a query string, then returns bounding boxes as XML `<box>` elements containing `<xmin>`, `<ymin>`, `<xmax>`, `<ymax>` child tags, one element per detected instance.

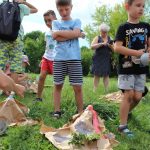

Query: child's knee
<box><xmin>133</xmin><ymin>94</ymin><xmax>142</xmax><ymax>102</ymax></box>
<box><xmin>124</xmin><ymin>91</ymin><xmax>134</xmax><ymax>103</ymax></box>
<box><xmin>55</xmin><ymin>84</ymin><xmax>63</xmax><ymax>91</ymax></box>
<box><xmin>39</xmin><ymin>74</ymin><xmax>46</xmax><ymax>81</ymax></box>
<box><xmin>73</xmin><ymin>85</ymin><xmax>82</xmax><ymax>93</ymax></box>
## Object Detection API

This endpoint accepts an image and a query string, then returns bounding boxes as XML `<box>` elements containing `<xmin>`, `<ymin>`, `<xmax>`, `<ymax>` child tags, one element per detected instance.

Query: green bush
<box><xmin>24</xmin><ymin>31</ymin><xmax>45</xmax><ymax>73</ymax></box>
<box><xmin>81</xmin><ymin>46</ymin><xmax>93</xmax><ymax>76</ymax></box>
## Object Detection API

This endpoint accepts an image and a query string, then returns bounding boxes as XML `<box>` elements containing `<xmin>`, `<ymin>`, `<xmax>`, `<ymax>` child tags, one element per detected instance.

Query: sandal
<box><xmin>142</xmin><ymin>86</ymin><xmax>148</xmax><ymax>97</ymax></box>
<box><xmin>33</xmin><ymin>98</ymin><xmax>43</xmax><ymax>102</ymax></box>
<box><xmin>50</xmin><ymin>111</ymin><xmax>62</xmax><ymax>118</ymax></box>
<box><xmin>118</xmin><ymin>125</ymin><xmax>134</xmax><ymax>137</ymax></box>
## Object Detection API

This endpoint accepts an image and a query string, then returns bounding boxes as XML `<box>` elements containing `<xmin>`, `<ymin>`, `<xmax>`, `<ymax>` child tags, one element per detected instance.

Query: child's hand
<box><xmin>80</xmin><ymin>32</ymin><xmax>86</xmax><ymax>39</ymax></box>
<box><xmin>147</xmin><ymin>47</ymin><xmax>150</xmax><ymax>53</ymax></box>
<box><xmin>74</xmin><ymin>29</ymin><xmax>81</xmax><ymax>37</ymax></box>
<box><xmin>136</xmin><ymin>49</ymin><xmax>144</xmax><ymax>56</ymax></box>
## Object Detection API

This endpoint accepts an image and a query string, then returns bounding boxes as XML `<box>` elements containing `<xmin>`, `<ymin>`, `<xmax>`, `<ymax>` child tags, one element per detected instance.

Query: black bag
<box><xmin>0</xmin><ymin>0</ymin><xmax>21</xmax><ymax>41</ymax></box>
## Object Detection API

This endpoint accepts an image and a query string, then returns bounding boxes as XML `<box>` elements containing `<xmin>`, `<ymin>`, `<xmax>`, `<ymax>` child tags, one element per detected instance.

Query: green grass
<box><xmin>0</xmin><ymin>75</ymin><xmax>150</xmax><ymax>150</ymax></box>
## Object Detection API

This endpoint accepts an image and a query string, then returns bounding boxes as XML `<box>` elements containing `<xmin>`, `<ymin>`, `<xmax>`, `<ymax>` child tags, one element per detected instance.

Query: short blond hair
<box><xmin>99</xmin><ymin>23</ymin><xmax>110</xmax><ymax>32</ymax></box>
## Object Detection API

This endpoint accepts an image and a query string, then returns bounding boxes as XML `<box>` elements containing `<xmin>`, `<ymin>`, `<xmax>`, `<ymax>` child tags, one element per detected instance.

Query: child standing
<box><xmin>52</xmin><ymin>0</ymin><xmax>85</xmax><ymax>118</ymax></box>
<box><xmin>114</xmin><ymin>0</ymin><xmax>150</xmax><ymax>136</ymax></box>
<box><xmin>35</xmin><ymin>10</ymin><xmax>57</xmax><ymax>101</ymax></box>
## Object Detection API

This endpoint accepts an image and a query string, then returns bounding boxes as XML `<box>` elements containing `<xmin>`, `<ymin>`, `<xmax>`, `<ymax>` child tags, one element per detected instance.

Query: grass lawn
<box><xmin>0</xmin><ymin>74</ymin><xmax>150</xmax><ymax>150</ymax></box>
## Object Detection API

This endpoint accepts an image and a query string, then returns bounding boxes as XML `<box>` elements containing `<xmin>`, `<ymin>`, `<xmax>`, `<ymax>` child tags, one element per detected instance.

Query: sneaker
<box><xmin>142</xmin><ymin>86</ymin><xmax>148</xmax><ymax>97</ymax></box>
<box><xmin>118</xmin><ymin>125</ymin><xmax>134</xmax><ymax>137</ymax></box>
<box><xmin>33</xmin><ymin>98</ymin><xmax>43</xmax><ymax>102</ymax></box>
<box><xmin>50</xmin><ymin>111</ymin><xmax>62</xmax><ymax>119</ymax></box>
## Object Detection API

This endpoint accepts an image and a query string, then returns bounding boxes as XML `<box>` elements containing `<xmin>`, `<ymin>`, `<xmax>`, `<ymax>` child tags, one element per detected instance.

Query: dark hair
<box><xmin>43</xmin><ymin>10</ymin><xmax>56</xmax><ymax>17</ymax></box>
<box><xmin>56</xmin><ymin>0</ymin><xmax>72</xmax><ymax>6</ymax></box>
<box><xmin>125</xmin><ymin>0</ymin><xmax>135</xmax><ymax>5</ymax></box>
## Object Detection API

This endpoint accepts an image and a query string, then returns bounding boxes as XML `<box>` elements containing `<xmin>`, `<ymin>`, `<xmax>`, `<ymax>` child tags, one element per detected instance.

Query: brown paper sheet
<box><xmin>40</xmin><ymin>107</ymin><xmax>119</xmax><ymax>150</ymax></box>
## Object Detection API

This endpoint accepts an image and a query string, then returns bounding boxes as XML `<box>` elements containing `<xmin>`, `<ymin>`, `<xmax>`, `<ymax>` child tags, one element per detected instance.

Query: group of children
<box><xmin>35</xmin><ymin>0</ymin><xmax>84</xmax><ymax>117</ymax></box>
<box><xmin>0</xmin><ymin>0</ymin><xmax>150</xmax><ymax>138</ymax></box>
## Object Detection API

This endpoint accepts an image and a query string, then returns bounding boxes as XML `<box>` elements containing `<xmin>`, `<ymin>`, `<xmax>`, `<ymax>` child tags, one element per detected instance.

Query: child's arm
<box><xmin>53</xmin><ymin>30</ymin><xmax>85</xmax><ymax>41</ymax></box>
<box><xmin>147</xmin><ymin>37</ymin><xmax>150</xmax><ymax>52</ymax></box>
<box><xmin>52</xmin><ymin>29</ymin><xmax>81</xmax><ymax>41</ymax></box>
<box><xmin>52</xmin><ymin>19</ymin><xmax>82</xmax><ymax>41</ymax></box>
<box><xmin>114</xmin><ymin>41</ymin><xmax>144</xmax><ymax>56</ymax></box>
<box><xmin>22</xmin><ymin>1</ymin><xmax>38</xmax><ymax>13</ymax></box>
<box><xmin>15</xmin><ymin>0</ymin><xmax>38</xmax><ymax>13</ymax></box>
<box><xmin>0</xmin><ymin>70</ymin><xmax>25</xmax><ymax>97</ymax></box>
<box><xmin>114</xmin><ymin>24</ymin><xmax>144</xmax><ymax>56</ymax></box>
<box><xmin>91</xmin><ymin>36</ymin><xmax>105</xmax><ymax>50</ymax></box>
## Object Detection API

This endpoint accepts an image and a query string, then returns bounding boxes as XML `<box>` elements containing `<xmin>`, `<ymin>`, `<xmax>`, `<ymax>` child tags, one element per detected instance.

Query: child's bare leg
<box><xmin>73</xmin><ymin>85</ymin><xmax>83</xmax><ymax>113</ymax></box>
<box><xmin>103</xmin><ymin>75</ymin><xmax>109</xmax><ymax>92</ymax></box>
<box><xmin>37</xmin><ymin>71</ymin><xmax>47</xmax><ymax>98</ymax></box>
<box><xmin>53</xmin><ymin>84</ymin><xmax>63</xmax><ymax>112</ymax></box>
<box><xmin>93</xmin><ymin>75</ymin><xmax>100</xmax><ymax>92</ymax></box>
<box><xmin>129</xmin><ymin>91</ymin><xmax>142</xmax><ymax>112</ymax></box>
<box><xmin>120</xmin><ymin>90</ymin><xmax>134</xmax><ymax>125</ymax></box>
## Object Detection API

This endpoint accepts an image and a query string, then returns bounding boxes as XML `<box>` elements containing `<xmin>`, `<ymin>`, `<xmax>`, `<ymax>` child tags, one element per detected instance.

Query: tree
<box><xmin>23</xmin><ymin>31</ymin><xmax>45</xmax><ymax>73</ymax></box>
<box><xmin>144</xmin><ymin>0</ymin><xmax>150</xmax><ymax>23</ymax></box>
<box><xmin>84</xmin><ymin>4</ymin><xmax>127</xmax><ymax>42</ymax></box>
<box><xmin>84</xmin><ymin>5</ymin><xmax>111</xmax><ymax>44</ymax></box>
<box><xmin>81</xmin><ymin>46</ymin><xmax>93</xmax><ymax>76</ymax></box>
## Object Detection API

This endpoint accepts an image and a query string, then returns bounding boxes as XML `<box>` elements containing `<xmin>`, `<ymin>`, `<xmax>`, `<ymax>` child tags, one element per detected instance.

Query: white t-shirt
<box><xmin>43</xmin><ymin>30</ymin><xmax>55</xmax><ymax>61</ymax></box>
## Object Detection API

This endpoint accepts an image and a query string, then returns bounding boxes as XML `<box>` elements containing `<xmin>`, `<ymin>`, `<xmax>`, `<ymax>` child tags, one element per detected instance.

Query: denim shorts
<box><xmin>118</xmin><ymin>74</ymin><xmax>146</xmax><ymax>92</ymax></box>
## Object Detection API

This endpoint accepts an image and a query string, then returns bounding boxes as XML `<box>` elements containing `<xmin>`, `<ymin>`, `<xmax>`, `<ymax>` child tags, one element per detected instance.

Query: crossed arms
<box><xmin>52</xmin><ymin>29</ymin><xmax>85</xmax><ymax>42</ymax></box>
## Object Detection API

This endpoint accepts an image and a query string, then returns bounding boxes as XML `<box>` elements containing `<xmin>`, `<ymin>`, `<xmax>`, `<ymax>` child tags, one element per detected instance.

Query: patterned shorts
<box><xmin>53</xmin><ymin>60</ymin><xmax>83</xmax><ymax>85</ymax></box>
<box><xmin>0</xmin><ymin>38</ymin><xmax>23</xmax><ymax>73</ymax></box>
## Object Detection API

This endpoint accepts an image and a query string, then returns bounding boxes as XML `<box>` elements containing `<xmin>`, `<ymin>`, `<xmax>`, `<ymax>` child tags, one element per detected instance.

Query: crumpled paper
<box><xmin>0</xmin><ymin>99</ymin><xmax>38</xmax><ymax>126</ymax></box>
<box><xmin>40</xmin><ymin>106</ymin><xmax>119</xmax><ymax>150</ymax></box>
<box><xmin>99</xmin><ymin>91</ymin><xmax>123</xmax><ymax>103</ymax></box>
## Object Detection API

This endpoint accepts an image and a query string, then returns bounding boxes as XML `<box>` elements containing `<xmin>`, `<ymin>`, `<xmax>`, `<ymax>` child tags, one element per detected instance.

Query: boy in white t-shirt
<box><xmin>35</xmin><ymin>10</ymin><xmax>56</xmax><ymax>101</ymax></box>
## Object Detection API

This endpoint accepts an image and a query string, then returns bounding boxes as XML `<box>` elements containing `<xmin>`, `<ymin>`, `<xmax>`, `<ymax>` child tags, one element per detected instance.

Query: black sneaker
<box><xmin>33</xmin><ymin>98</ymin><xmax>43</xmax><ymax>102</ymax></box>
<box><xmin>50</xmin><ymin>111</ymin><xmax>62</xmax><ymax>118</ymax></box>
<box><xmin>142</xmin><ymin>86</ymin><xmax>149</xmax><ymax>97</ymax></box>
